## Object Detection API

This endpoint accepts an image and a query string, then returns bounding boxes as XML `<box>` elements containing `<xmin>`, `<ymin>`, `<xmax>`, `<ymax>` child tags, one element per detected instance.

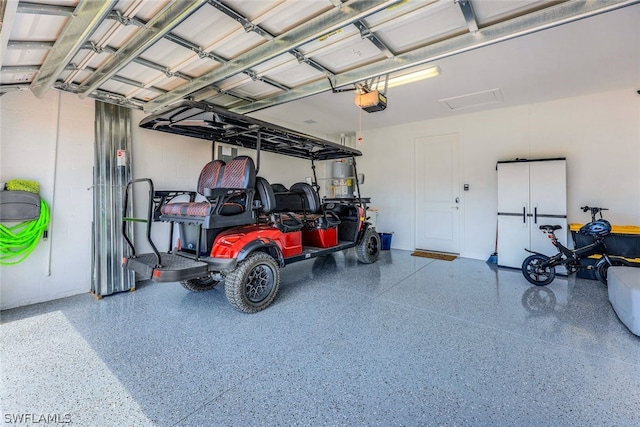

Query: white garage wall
<box><xmin>246</xmin><ymin>149</ymin><xmax>326</xmax><ymax>192</ymax></box>
<box><xmin>358</xmin><ymin>88</ymin><xmax>640</xmax><ymax>260</ymax></box>
<box><xmin>1</xmin><ymin>91</ymin><xmax>94</xmax><ymax>310</ymax></box>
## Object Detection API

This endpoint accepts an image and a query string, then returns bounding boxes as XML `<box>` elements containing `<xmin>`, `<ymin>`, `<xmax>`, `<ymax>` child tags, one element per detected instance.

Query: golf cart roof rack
<box><xmin>139</xmin><ymin>101</ymin><xmax>362</xmax><ymax>161</ymax></box>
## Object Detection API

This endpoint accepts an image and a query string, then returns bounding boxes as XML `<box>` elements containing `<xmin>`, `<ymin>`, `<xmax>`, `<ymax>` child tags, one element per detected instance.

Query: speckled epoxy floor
<box><xmin>2</xmin><ymin>249</ymin><xmax>640</xmax><ymax>426</ymax></box>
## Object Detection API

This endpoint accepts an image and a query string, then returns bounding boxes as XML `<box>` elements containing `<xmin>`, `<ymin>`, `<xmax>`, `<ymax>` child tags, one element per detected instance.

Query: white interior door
<box><xmin>415</xmin><ymin>134</ymin><xmax>460</xmax><ymax>254</ymax></box>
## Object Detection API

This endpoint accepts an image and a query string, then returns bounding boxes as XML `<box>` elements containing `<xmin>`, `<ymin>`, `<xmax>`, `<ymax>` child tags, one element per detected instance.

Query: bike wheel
<box><xmin>521</xmin><ymin>286</ymin><xmax>557</xmax><ymax>314</ymax></box>
<box><xmin>594</xmin><ymin>257</ymin><xmax>630</xmax><ymax>285</ymax></box>
<box><xmin>522</xmin><ymin>254</ymin><xmax>556</xmax><ymax>286</ymax></box>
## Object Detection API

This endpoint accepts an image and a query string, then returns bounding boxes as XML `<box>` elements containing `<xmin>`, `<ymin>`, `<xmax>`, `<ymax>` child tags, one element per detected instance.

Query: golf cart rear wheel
<box><xmin>180</xmin><ymin>276</ymin><xmax>220</xmax><ymax>292</ymax></box>
<box><xmin>225</xmin><ymin>252</ymin><xmax>280</xmax><ymax>313</ymax></box>
<box><xmin>356</xmin><ymin>227</ymin><xmax>381</xmax><ymax>264</ymax></box>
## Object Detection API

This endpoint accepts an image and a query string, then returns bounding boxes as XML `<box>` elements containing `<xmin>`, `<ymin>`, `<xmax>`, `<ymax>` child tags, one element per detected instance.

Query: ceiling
<box><xmin>1</xmin><ymin>0</ymin><xmax>639</xmax><ymax>137</ymax></box>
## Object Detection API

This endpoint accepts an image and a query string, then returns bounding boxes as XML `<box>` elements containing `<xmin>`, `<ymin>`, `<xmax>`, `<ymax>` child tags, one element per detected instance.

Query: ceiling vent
<box><xmin>439</xmin><ymin>88</ymin><xmax>503</xmax><ymax>110</ymax></box>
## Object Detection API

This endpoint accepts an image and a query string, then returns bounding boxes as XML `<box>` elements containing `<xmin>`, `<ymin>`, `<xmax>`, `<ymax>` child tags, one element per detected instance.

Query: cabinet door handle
<box><xmin>523</xmin><ymin>207</ymin><xmax>526</xmax><ymax>223</ymax></box>
<box><xmin>534</xmin><ymin>207</ymin><xmax>538</xmax><ymax>224</ymax></box>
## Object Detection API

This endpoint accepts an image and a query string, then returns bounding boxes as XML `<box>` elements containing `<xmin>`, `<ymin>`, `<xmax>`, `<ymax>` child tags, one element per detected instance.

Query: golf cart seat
<box><xmin>271</xmin><ymin>182</ymin><xmax>318</xmax><ymax>213</ymax></box>
<box><xmin>255</xmin><ymin>177</ymin><xmax>303</xmax><ymax>232</ymax></box>
<box><xmin>254</xmin><ymin>177</ymin><xmax>276</xmax><ymax>214</ymax></box>
<box><xmin>271</xmin><ymin>183</ymin><xmax>289</xmax><ymax>193</ymax></box>
<box><xmin>159</xmin><ymin>156</ymin><xmax>256</xmax><ymax>228</ymax></box>
<box><xmin>272</xmin><ymin>182</ymin><xmax>340</xmax><ymax>229</ymax></box>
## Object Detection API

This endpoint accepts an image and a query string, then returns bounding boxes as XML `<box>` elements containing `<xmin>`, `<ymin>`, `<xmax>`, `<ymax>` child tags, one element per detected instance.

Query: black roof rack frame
<box><xmin>139</xmin><ymin>101</ymin><xmax>362</xmax><ymax>161</ymax></box>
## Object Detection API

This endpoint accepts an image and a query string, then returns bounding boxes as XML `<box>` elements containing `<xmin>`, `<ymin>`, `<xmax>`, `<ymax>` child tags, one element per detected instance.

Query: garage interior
<box><xmin>1</xmin><ymin>0</ymin><xmax>640</xmax><ymax>425</ymax></box>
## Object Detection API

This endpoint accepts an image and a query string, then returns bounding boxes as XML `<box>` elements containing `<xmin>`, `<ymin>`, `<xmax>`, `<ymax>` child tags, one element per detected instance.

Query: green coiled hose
<box><xmin>0</xmin><ymin>200</ymin><xmax>50</xmax><ymax>265</ymax></box>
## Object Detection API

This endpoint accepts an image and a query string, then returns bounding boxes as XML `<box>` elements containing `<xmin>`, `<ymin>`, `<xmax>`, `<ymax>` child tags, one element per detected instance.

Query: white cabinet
<box><xmin>497</xmin><ymin>159</ymin><xmax>567</xmax><ymax>269</ymax></box>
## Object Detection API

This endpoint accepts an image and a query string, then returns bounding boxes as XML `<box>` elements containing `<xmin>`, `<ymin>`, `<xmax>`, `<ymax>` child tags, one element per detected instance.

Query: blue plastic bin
<box><xmin>379</xmin><ymin>233</ymin><xmax>393</xmax><ymax>250</ymax></box>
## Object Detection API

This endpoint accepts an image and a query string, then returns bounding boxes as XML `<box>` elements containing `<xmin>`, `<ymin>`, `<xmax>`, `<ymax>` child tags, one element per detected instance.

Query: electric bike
<box><xmin>521</xmin><ymin>206</ymin><xmax>632</xmax><ymax>286</ymax></box>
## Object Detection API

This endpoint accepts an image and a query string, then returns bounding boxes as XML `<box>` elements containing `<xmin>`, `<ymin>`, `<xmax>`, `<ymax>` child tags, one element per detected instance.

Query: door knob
<box><xmin>455</xmin><ymin>197</ymin><xmax>460</xmax><ymax>203</ymax></box>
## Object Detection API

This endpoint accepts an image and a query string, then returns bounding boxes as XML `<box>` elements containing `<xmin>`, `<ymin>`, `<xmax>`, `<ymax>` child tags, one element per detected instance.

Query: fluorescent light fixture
<box><xmin>386</xmin><ymin>66</ymin><xmax>440</xmax><ymax>88</ymax></box>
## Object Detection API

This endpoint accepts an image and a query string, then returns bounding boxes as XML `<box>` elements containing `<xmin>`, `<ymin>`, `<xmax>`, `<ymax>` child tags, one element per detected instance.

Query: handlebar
<box><xmin>580</xmin><ymin>205</ymin><xmax>608</xmax><ymax>221</ymax></box>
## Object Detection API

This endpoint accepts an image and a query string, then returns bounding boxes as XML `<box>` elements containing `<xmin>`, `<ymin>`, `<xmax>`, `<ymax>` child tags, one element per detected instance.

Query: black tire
<box><xmin>356</xmin><ymin>227</ymin><xmax>381</xmax><ymax>264</ymax></box>
<box><xmin>594</xmin><ymin>257</ymin><xmax>630</xmax><ymax>285</ymax></box>
<box><xmin>522</xmin><ymin>254</ymin><xmax>556</xmax><ymax>286</ymax></box>
<box><xmin>180</xmin><ymin>276</ymin><xmax>220</xmax><ymax>292</ymax></box>
<box><xmin>224</xmin><ymin>252</ymin><xmax>280</xmax><ymax>313</ymax></box>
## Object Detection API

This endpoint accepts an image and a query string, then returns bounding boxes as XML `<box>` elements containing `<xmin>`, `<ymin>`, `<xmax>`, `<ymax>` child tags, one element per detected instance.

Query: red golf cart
<box><xmin>122</xmin><ymin>101</ymin><xmax>380</xmax><ymax>313</ymax></box>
